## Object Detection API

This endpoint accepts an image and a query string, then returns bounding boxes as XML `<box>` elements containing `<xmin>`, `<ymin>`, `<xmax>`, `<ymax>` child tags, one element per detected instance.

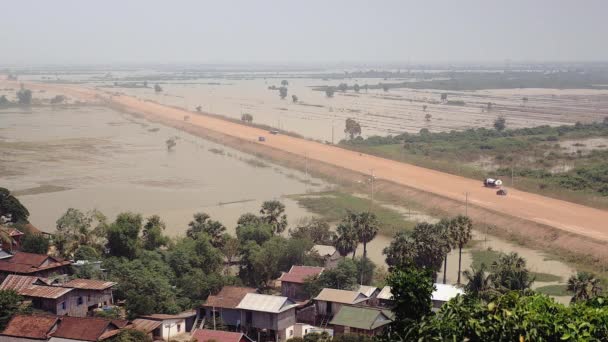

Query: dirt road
<box><xmin>7</xmin><ymin>81</ymin><xmax>608</xmax><ymax>244</ymax></box>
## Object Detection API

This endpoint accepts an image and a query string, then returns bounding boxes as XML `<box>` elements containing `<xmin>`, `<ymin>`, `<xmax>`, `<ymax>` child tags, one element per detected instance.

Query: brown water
<box><xmin>0</xmin><ymin>106</ymin><xmax>326</xmax><ymax>234</ymax></box>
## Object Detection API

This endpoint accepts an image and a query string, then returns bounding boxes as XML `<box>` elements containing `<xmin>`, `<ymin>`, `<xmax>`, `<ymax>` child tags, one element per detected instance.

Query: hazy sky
<box><xmin>1</xmin><ymin>0</ymin><xmax>607</xmax><ymax>65</ymax></box>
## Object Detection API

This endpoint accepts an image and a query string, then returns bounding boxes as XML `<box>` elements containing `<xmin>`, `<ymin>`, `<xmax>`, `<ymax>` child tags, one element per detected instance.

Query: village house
<box><xmin>311</xmin><ymin>245</ymin><xmax>340</xmax><ymax>269</ymax></box>
<box><xmin>313</xmin><ymin>288</ymin><xmax>369</xmax><ymax>322</ymax></box>
<box><xmin>200</xmin><ymin>286</ymin><xmax>258</xmax><ymax>330</ymax></box>
<box><xmin>278</xmin><ymin>266</ymin><xmax>324</xmax><ymax>300</ymax></box>
<box><xmin>0</xmin><ymin>252</ymin><xmax>71</xmax><ymax>281</ymax></box>
<box><xmin>235</xmin><ymin>293</ymin><xmax>298</xmax><ymax>342</ymax></box>
<box><xmin>0</xmin><ymin>275</ymin><xmax>116</xmax><ymax>317</ymax></box>
<box><xmin>192</xmin><ymin>329</ymin><xmax>253</xmax><ymax>342</ymax></box>
<box><xmin>329</xmin><ymin>306</ymin><xmax>393</xmax><ymax>336</ymax></box>
<box><xmin>137</xmin><ymin>311</ymin><xmax>196</xmax><ymax>341</ymax></box>
<box><xmin>0</xmin><ymin>314</ymin><xmax>127</xmax><ymax>342</ymax></box>
<box><xmin>376</xmin><ymin>284</ymin><xmax>464</xmax><ymax>309</ymax></box>
<box><xmin>131</xmin><ymin>319</ymin><xmax>162</xmax><ymax>341</ymax></box>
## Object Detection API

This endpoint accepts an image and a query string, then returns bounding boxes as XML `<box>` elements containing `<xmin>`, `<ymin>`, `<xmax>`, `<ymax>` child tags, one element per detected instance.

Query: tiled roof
<box><xmin>132</xmin><ymin>318</ymin><xmax>162</xmax><ymax>332</ymax></box>
<box><xmin>236</xmin><ymin>293</ymin><xmax>298</xmax><ymax>313</ymax></box>
<box><xmin>20</xmin><ymin>284</ymin><xmax>73</xmax><ymax>299</ymax></box>
<box><xmin>51</xmin><ymin>316</ymin><xmax>120</xmax><ymax>342</ymax></box>
<box><xmin>62</xmin><ymin>278</ymin><xmax>117</xmax><ymax>290</ymax></box>
<box><xmin>0</xmin><ymin>314</ymin><xmax>58</xmax><ymax>339</ymax></box>
<box><xmin>193</xmin><ymin>329</ymin><xmax>253</xmax><ymax>342</ymax></box>
<box><xmin>279</xmin><ymin>266</ymin><xmax>324</xmax><ymax>284</ymax></box>
<box><xmin>329</xmin><ymin>306</ymin><xmax>393</xmax><ymax>330</ymax></box>
<box><xmin>0</xmin><ymin>274</ymin><xmax>48</xmax><ymax>291</ymax></box>
<box><xmin>204</xmin><ymin>286</ymin><xmax>257</xmax><ymax>309</ymax></box>
<box><xmin>314</xmin><ymin>288</ymin><xmax>369</xmax><ymax>304</ymax></box>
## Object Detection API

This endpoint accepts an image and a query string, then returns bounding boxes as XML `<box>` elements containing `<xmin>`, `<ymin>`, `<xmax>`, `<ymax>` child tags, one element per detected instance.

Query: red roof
<box><xmin>132</xmin><ymin>319</ymin><xmax>162</xmax><ymax>333</ymax></box>
<box><xmin>20</xmin><ymin>284</ymin><xmax>73</xmax><ymax>299</ymax></box>
<box><xmin>203</xmin><ymin>286</ymin><xmax>257</xmax><ymax>309</ymax></box>
<box><xmin>1</xmin><ymin>315</ymin><xmax>58</xmax><ymax>340</ymax></box>
<box><xmin>193</xmin><ymin>329</ymin><xmax>252</xmax><ymax>342</ymax></box>
<box><xmin>62</xmin><ymin>278</ymin><xmax>116</xmax><ymax>290</ymax></box>
<box><xmin>0</xmin><ymin>274</ymin><xmax>49</xmax><ymax>291</ymax></box>
<box><xmin>278</xmin><ymin>266</ymin><xmax>324</xmax><ymax>284</ymax></box>
<box><xmin>0</xmin><ymin>251</ymin><xmax>71</xmax><ymax>274</ymax></box>
<box><xmin>51</xmin><ymin>316</ymin><xmax>121</xmax><ymax>341</ymax></box>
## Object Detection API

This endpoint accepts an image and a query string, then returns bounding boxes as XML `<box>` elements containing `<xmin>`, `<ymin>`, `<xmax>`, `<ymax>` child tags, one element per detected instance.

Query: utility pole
<box><xmin>305</xmin><ymin>153</ymin><xmax>309</xmax><ymax>193</ymax></box>
<box><xmin>465</xmin><ymin>192</ymin><xmax>469</xmax><ymax>216</ymax></box>
<box><xmin>332</xmin><ymin>124</ymin><xmax>334</xmax><ymax>144</ymax></box>
<box><xmin>511</xmin><ymin>164</ymin><xmax>514</xmax><ymax>187</ymax></box>
<box><xmin>370</xmin><ymin>169</ymin><xmax>375</xmax><ymax>210</ymax></box>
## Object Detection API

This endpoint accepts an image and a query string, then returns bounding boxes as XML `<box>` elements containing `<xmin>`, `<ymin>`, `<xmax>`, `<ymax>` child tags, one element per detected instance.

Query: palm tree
<box><xmin>463</xmin><ymin>263</ymin><xmax>495</xmax><ymax>300</ymax></box>
<box><xmin>334</xmin><ymin>219</ymin><xmax>358</xmax><ymax>258</ymax></box>
<box><xmin>490</xmin><ymin>252</ymin><xmax>534</xmax><ymax>292</ymax></box>
<box><xmin>567</xmin><ymin>271</ymin><xmax>602</xmax><ymax>303</ymax></box>
<box><xmin>436</xmin><ymin>219</ymin><xmax>454</xmax><ymax>284</ymax></box>
<box><xmin>449</xmin><ymin>215</ymin><xmax>473</xmax><ymax>284</ymax></box>
<box><xmin>354</xmin><ymin>211</ymin><xmax>379</xmax><ymax>259</ymax></box>
<box><xmin>259</xmin><ymin>200</ymin><xmax>288</xmax><ymax>234</ymax></box>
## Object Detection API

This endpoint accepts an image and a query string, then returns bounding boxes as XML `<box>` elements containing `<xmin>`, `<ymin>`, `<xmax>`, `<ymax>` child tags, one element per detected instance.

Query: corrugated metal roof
<box><xmin>0</xmin><ymin>274</ymin><xmax>46</xmax><ymax>291</ymax></box>
<box><xmin>432</xmin><ymin>283</ymin><xmax>464</xmax><ymax>302</ymax></box>
<box><xmin>329</xmin><ymin>306</ymin><xmax>393</xmax><ymax>331</ymax></box>
<box><xmin>204</xmin><ymin>286</ymin><xmax>257</xmax><ymax>309</ymax></box>
<box><xmin>278</xmin><ymin>266</ymin><xmax>324</xmax><ymax>284</ymax></box>
<box><xmin>357</xmin><ymin>285</ymin><xmax>378</xmax><ymax>298</ymax></box>
<box><xmin>0</xmin><ymin>251</ymin><xmax>71</xmax><ymax>274</ymax></box>
<box><xmin>193</xmin><ymin>329</ymin><xmax>253</xmax><ymax>342</ymax></box>
<box><xmin>51</xmin><ymin>316</ymin><xmax>117</xmax><ymax>342</ymax></box>
<box><xmin>377</xmin><ymin>286</ymin><xmax>392</xmax><ymax>300</ymax></box>
<box><xmin>0</xmin><ymin>314</ymin><xmax>58</xmax><ymax>339</ymax></box>
<box><xmin>62</xmin><ymin>278</ymin><xmax>116</xmax><ymax>290</ymax></box>
<box><xmin>313</xmin><ymin>288</ymin><xmax>368</xmax><ymax>304</ymax></box>
<box><xmin>236</xmin><ymin>293</ymin><xmax>297</xmax><ymax>313</ymax></box>
<box><xmin>132</xmin><ymin>318</ymin><xmax>162</xmax><ymax>332</ymax></box>
<box><xmin>312</xmin><ymin>244</ymin><xmax>337</xmax><ymax>257</ymax></box>
<box><xmin>20</xmin><ymin>284</ymin><xmax>72</xmax><ymax>299</ymax></box>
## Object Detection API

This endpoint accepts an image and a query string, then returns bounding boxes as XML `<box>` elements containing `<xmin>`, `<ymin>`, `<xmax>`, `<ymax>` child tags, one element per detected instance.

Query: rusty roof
<box><xmin>0</xmin><ymin>314</ymin><xmax>58</xmax><ymax>339</ymax></box>
<box><xmin>203</xmin><ymin>286</ymin><xmax>258</xmax><ymax>309</ymax></box>
<box><xmin>314</xmin><ymin>288</ymin><xmax>369</xmax><ymax>304</ymax></box>
<box><xmin>278</xmin><ymin>265</ymin><xmax>324</xmax><ymax>284</ymax></box>
<box><xmin>51</xmin><ymin>316</ymin><xmax>121</xmax><ymax>342</ymax></box>
<box><xmin>139</xmin><ymin>310</ymin><xmax>195</xmax><ymax>321</ymax></box>
<box><xmin>0</xmin><ymin>251</ymin><xmax>71</xmax><ymax>274</ymax></box>
<box><xmin>20</xmin><ymin>284</ymin><xmax>73</xmax><ymax>299</ymax></box>
<box><xmin>0</xmin><ymin>274</ymin><xmax>49</xmax><ymax>291</ymax></box>
<box><xmin>62</xmin><ymin>278</ymin><xmax>117</xmax><ymax>290</ymax></box>
<box><xmin>193</xmin><ymin>329</ymin><xmax>253</xmax><ymax>342</ymax></box>
<box><xmin>132</xmin><ymin>318</ymin><xmax>162</xmax><ymax>332</ymax></box>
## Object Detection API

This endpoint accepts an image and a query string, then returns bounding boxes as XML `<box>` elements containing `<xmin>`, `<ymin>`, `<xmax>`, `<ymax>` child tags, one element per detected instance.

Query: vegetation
<box><xmin>241</xmin><ymin>113</ymin><xmax>253</xmax><ymax>123</ymax></box>
<box><xmin>19</xmin><ymin>233</ymin><xmax>50</xmax><ymax>254</ymax></box>
<box><xmin>494</xmin><ymin>116</ymin><xmax>507</xmax><ymax>131</ymax></box>
<box><xmin>568</xmin><ymin>271</ymin><xmax>603</xmax><ymax>303</ymax></box>
<box><xmin>16</xmin><ymin>87</ymin><xmax>32</xmax><ymax>105</ymax></box>
<box><xmin>154</xmin><ymin>84</ymin><xmax>162</xmax><ymax>92</ymax></box>
<box><xmin>0</xmin><ymin>290</ymin><xmax>26</xmax><ymax>330</ymax></box>
<box><xmin>0</xmin><ymin>187</ymin><xmax>30</xmax><ymax>224</ymax></box>
<box><xmin>325</xmin><ymin>87</ymin><xmax>335</xmax><ymax>98</ymax></box>
<box><xmin>279</xmin><ymin>86</ymin><xmax>288</xmax><ymax>99</ymax></box>
<box><xmin>106</xmin><ymin>329</ymin><xmax>152</xmax><ymax>342</ymax></box>
<box><xmin>344</xmin><ymin>118</ymin><xmax>362</xmax><ymax>140</ymax></box>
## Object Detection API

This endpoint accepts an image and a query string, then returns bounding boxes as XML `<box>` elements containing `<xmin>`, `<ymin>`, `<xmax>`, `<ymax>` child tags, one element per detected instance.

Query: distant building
<box><xmin>200</xmin><ymin>286</ymin><xmax>258</xmax><ymax>329</ymax></box>
<box><xmin>357</xmin><ymin>285</ymin><xmax>378</xmax><ymax>299</ymax></box>
<box><xmin>0</xmin><ymin>314</ymin><xmax>127</xmax><ymax>342</ymax></box>
<box><xmin>329</xmin><ymin>306</ymin><xmax>393</xmax><ymax>336</ymax></box>
<box><xmin>0</xmin><ymin>252</ymin><xmax>71</xmax><ymax>281</ymax></box>
<box><xmin>313</xmin><ymin>288</ymin><xmax>369</xmax><ymax>318</ymax></box>
<box><xmin>376</xmin><ymin>284</ymin><xmax>464</xmax><ymax>309</ymax></box>
<box><xmin>311</xmin><ymin>245</ymin><xmax>340</xmax><ymax>268</ymax></box>
<box><xmin>235</xmin><ymin>293</ymin><xmax>298</xmax><ymax>341</ymax></box>
<box><xmin>0</xmin><ymin>275</ymin><xmax>116</xmax><ymax>317</ymax></box>
<box><xmin>278</xmin><ymin>266</ymin><xmax>324</xmax><ymax>300</ymax></box>
<box><xmin>138</xmin><ymin>311</ymin><xmax>196</xmax><ymax>341</ymax></box>
<box><xmin>192</xmin><ymin>329</ymin><xmax>253</xmax><ymax>342</ymax></box>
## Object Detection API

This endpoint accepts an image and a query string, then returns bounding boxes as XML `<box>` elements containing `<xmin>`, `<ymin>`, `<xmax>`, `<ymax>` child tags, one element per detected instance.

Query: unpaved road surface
<box><xmin>7</xmin><ymin>81</ymin><xmax>608</xmax><ymax>244</ymax></box>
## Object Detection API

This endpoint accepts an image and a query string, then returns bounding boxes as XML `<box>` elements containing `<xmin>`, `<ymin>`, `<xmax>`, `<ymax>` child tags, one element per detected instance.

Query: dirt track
<box><xmin>6</xmin><ymin>81</ymin><xmax>608</xmax><ymax>252</ymax></box>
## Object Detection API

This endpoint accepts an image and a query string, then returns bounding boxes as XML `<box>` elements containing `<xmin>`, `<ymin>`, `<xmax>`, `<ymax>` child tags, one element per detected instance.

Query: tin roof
<box><xmin>0</xmin><ymin>274</ymin><xmax>49</xmax><ymax>291</ymax></box>
<box><xmin>140</xmin><ymin>310</ymin><xmax>195</xmax><ymax>321</ymax></box>
<box><xmin>20</xmin><ymin>284</ymin><xmax>73</xmax><ymax>299</ymax></box>
<box><xmin>0</xmin><ymin>314</ymin><xmax>58</xmax><ymax>339</ymax></box>
<box><xmin>312</xmin><ymin>244</ymin><xmax>337</xmax><ymax>257</ymax></box>
<box><xmin>314</xmin><ymin>288</ymin><xmax>368</xmax><ymax>304</ymax></box>
<box><xmin>329</xmin><ymin>306</ymin><xmax>393</xmax><ymax>331</ymax></box>
<box><xmin>204</xmin><ymin>286</ymin><xmax>257</xmax><ymax>309</ymax></box>
<box><xmin>132</xmin><ymin>318</ymin><xmax>162</xmax><ymax>333</ymax></box>
<box><xmin>357</xmin><ymin>285</ymin><xmax>378</xmax><ymax>298</ymax></box>
<box><xmin>193</xmin><ymin>329</ymin><xmax>253</xmax><ymax>342</ymax></box>
<box><xmin>432</xmin><ymin>283</ymin><xmax>464</xmax><ymax>302</ymax></box>
<box><xmin>278</xmin><ymin>266</ymin><xmax>324</xmax><ymax>284</ymax></box>
<box><xmin>236</xmin><ymin>293</ymin><xmax>297</xmax><ymax>313</ymax></box>
<box><xmin>377</xmin><ymin>286</ymin><xmax>393</xmax><ymax>300</ymax></box>
<box><xmin>51</xmin><ymin>316</ymin><xmax>121</xmax><ymax>342</ymax></box>
<box><xmin>62</xmin><ymin>278</ymin><xmax>116</xmax><ymax>290</ymax></box>
<box><xmin>0</xmin><ymin>251</ymin><xmax>70</xmax><ymax>274</ymax></box>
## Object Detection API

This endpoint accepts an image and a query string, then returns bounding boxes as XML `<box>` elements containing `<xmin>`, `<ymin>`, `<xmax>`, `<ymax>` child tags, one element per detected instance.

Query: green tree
<box><xmin>236</xmin><ymin>223</ymin><xmax>273</xmax><ymax>245</ymax></box>
<box><xmin>355</xmin><ymin>256</ymin><xmax>377</xmax><ymax>286</ymax></box>
<box><xmin>20</xmin><ymin>233</ymin><xmax>49</xmax><ymax>254</ymax></box>
<box><xmin>409</xmin><ymin>222</ymin><xmax>450</xmax><ymax>276</ymax></box>
<box><xmin>436</xmin><ymin>219</ymin><xmax>453</xmax><ymax>284</ymax></box>
<box><xmin>0</xmin><ymin>187</ymin><xmax>30</xmax><ymax>224</ymax></box>
<box><xmin>344</xmin><ymin>118</ymin><xmax>362</xmax><ymax>139</ymax></box>
<box><xmin>334</xmin><ymin>217</ymin><xmax>359</xmax><ymax>258</ymax></box>
<box><xmin>462</xmin><ymin>263</ymin><xmax>496</xmax><ymax>301</ymax></box>
<box><xmin>448</xmin><ymin>215</ymin><xmax>472</xmax><ymax>284</ymax></box>
<box><xmin>168</xmin><ymin>235</ymin><xmax>223</xmax><ymax>278</ymax></box>
<box><xmin>325</xmin><ymin>87</ymin><xmax>335</xmax><ymax>98</ymax></box>
<box><xmin>440</xmin><ymin>93</ymin><xmax>448</xmax><ymax>102</ymax></box>
<box><xmin>106</xmin><ymin>212</ymin><xmax>142</xmax><ymax>259</ymax></box>
<box><xmin>303</xmin><ymin>258</ymin><xmax>358</xmax><ymax>297</ymax></box>
<box><xmin>241</xmin><ymin>113</ymin><xmax>253</xmax><ymax>123</ymax></box>
<box><xmin>289</xmin><ymin>217</ymin><xmax>333</xmax><ymax>244</ymax></box>
<box><xmin>186</xmin><ymin>212</ymin><xmax>226</xmax><ymax>247</ymax></box>
<box><xmin>220</xmin><ymin>234</ymin><xmax>240</xmax><ymax>274</ymax></box>
<box><xmin>281</xmin><ymin>80</ymin><xmax>289</xmax><ymax>86</ymax></box>
<box><xmin>353</xmin><ymin>84</ymin><xmax>361</xmax><ymax>93</ymax></box>
<box><xmin>353</xmin><ymin>211</ymin><xmax>379</xmax><ymax>259</ymax></box>
<box><xmin>16</xmin><ymin>87</ymin><xmax>32</xmax><ymax>105</ymax></box>
<box><xmin>494</xmin><ymin>116</ymin><xmax>506</xmax><ymax>131</ymax></box>
<box><xmin>279</xmin><ymin>86</ymin><xmax>288</xmax><ymax>99</ymax></box>
<box><xmin>567</xmin><ymin>271</ymin><xmax>602</xmax><ymax>303</ymax></box>
<box><xmin>142</xmin><ymin>215</ymin><xmax>169</xmax><ymax>250</ymax></box>
<box><xmin>154</xmin><ymin>84</ymin><xmax>162</xmax><ymax>92</ymax></box>
<box><xmin>338</xmin><ymin>83</ymin><xmax>348</xmax><ymax>92</ymax></box>
<box><xmin>387</xmin><ymin>266</ymin><xmax>434</xmax><ymax>327</ymax></box>
<box><xmin>55</xmin><ymin>208</ymin><xmax>107</xmax><ymax>258</ymax></box>
<box><xmin>292</xmin><ymin>94</ymin><xmax>298</xmax><ymax>103</ymax></box>
<box><xmin>74</xmin><ymin>245</ymin><xmax>101</xmax><ymax>261</ymax></box>
<box><xmin>490</xmin><ymin>252</ymin><xmax>534</xmax><ymax>293</ymax></box>
<box><xmin>0</xmin><ymin>290</ymin><xmax>24</xmax><ymax>330</ymax></box>
<box><xmin>383</xmin><ymin>231</ymin><xmax>414</xmax><ymax>270</ymax></box>
<box><xmin>259</xmin><ymin>200</ymin><xmax>288</xmax><ymax>234</ymax></box>
<box><xmin>0</xmin><ymin>95</ymin><xmax>10</xmax><ymax>106</ymax></box>
<box><xmin>107</xmin><ymin>329</ymin><xmax>152</xmax><ymax>342</ymax></box>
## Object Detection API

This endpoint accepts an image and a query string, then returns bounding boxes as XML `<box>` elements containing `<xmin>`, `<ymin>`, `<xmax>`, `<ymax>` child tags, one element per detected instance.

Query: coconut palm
<box><xmin>449</xmin><ymin>215</ymin><xmax>473</xmax><ymax>284</ymax></box>
<box><xmin>463</xmin><ymin>263</ymin><xmax>496</xmax><ymax>301</ymax></box>
<box><xmin>567</xmin><ymin>271</ymin><xmax>602</xmax><ymax>303</ymax></box>
<box><xmin>490</xmin><ymin>252</ymin><xmax>534</xmax><ymax>292</ymax></box>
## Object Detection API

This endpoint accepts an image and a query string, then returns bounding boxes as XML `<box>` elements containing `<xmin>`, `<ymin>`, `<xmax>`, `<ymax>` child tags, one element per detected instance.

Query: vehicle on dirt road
<box><xmin>269</xmin><ymin>130</ymin><xmax>279</xmax><ymax>135</ymax></box>
<box><xmin>484</xmin><ymin>178</ymin><xmax>503</xmax><ymax>188</ymax></box>
<box><xmin>497</xmin><ymin>189</ymin><xmax>508</xmax><ymax>196</ymax></box>
<box><xmin>258</xmin><ymin>136</ymin><xmax>266</xmax><ymax>142</ymax></box>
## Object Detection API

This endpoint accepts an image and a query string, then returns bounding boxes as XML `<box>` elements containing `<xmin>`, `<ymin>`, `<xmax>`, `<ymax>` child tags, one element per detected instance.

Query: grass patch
<box><xmin>242</xmin><ymin>158</ymin><xmax>269</xmax><ymax>168</ymax></box>
<box><xmin>12</xmin><ymin>185</ymin><xmax>70</xmax><ymax>196</ymax></box>
<box><xmin>470</xmin><ymin>249</ymin><xmax>501</xmax><ymax>269</ymax></box>
<box><xmin>532</xmin><ymin>272</ymin><xmax>562</xmax><ymax>282</ymax></box>
<box><xmin>535</xmin><ymin>284</ymin><xmax>570</xmax><ymax>296</ymax></box>
<box><xmin>208</xmin><ymin>147</ymin><xmax>225</xmax><ymax>155</ymax></box>
<box><xmin>288</xmin><ymin>191</ymin><xmax>416</xmax><ymax>236</ymax></box>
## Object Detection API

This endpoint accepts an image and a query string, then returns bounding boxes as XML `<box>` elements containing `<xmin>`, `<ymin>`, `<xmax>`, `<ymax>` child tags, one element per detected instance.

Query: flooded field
<box><xmin>0</xmin><ymin>105</ymin><xmax>326</xmax><ymax>234</ymax></box>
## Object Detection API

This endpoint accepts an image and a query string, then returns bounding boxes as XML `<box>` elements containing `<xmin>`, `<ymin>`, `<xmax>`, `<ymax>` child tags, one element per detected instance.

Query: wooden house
<box><xmin>278</xmin><ymin>266</ymin><xmax>324</xmax><ymax>300</ymax></box>
<box><xmin>0</xmin><ymin>252</ymin><xmax>71</xmax><ymax>281</ymax></box>
<box><xmin>138</xmin><ymin>311</ymin><xmax>196</xmax><ymax>341</ymax></box>
<box><xmin>200</xmin><ymin>286</ymin><xmax>257</xmax><ymax>329</ymax></box>
<box><xmin>235</xmin><ymin>293</ymin><xmax>298</xmax><ymax>341</ymax></box>
<box><xmin>329</xmin><ymin>306</ymin><xmax>393</xmax><ymax>336</ymax></box>
<box><xmin>313</xmin><ymin>288</ymin><xmax>369</xmax><ymax>319</ymax></box>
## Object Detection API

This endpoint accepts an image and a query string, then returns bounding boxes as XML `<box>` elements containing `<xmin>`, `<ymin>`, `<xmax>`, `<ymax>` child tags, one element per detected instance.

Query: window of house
<box><xmin>246</xmin><ymin>311</ymin><xmax>252</xmax><ymax>324</ymax></box>
<box><xmin>177</xmin><ymin>324</ymin><xmax>181</xmax><ymax>332</ymax></box>
<box><xmin>61</xmin><ymin>301</ymin><xmax>66</xmax><ymax>310</ymax></box>
<box><xmin>77</xmin><ymin>297</ymin><xmax>83</xmax><ymax>305</ymax></box>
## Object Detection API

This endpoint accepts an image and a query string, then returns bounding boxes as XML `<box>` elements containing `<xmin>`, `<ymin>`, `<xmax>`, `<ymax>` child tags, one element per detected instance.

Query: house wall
<box><xmin>0</xmin><ymin>337</ymin><xmax>45</xmax><ymax>342</ymax></box>
<box><xmin>203</xmin><ymin>307</ymin><xmax>241</xmax><ymax>328</ymax></box>
<box><xmin>246</xmin><ymin>310</ymin><xmax>277</xmax><ymax>330</ymax></box>
<box><xmin>315</xmin><ymin>301</ymin><xmax>343</xmax><ymax>317</ymax></box>
<box><xmin>276</xmin><ymin>308</ymin><xmax>296</xmax><ymax>331</ymax></box>
<box><xmin>158</xmin><ymin>318</ymin><xmax>186</xmax><ymax>341</ymax></box>
<box><xmin>281</xmin><ymin>282</ymin><xmax>307</xmax><ymax>300</ymax></box>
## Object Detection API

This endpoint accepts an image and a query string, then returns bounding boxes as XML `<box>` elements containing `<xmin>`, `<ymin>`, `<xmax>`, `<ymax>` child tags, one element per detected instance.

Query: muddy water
<box><xmin>0</xmin><ymin>106</ymin><xmax>326</xmax><ymax>234</ymax></box>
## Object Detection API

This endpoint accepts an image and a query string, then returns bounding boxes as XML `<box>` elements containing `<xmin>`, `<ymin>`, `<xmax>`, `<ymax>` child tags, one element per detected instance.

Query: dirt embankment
<box><xmin>6</xmin><ymin>80</ymin><xmax>608</xmax><ymax>267</ymax></box>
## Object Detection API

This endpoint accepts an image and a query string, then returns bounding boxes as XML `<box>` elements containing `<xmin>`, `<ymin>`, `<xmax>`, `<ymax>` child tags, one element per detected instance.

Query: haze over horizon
<box><xmin>1</xmin><ymin>0</ymin><xmax>607</xmax><ymax>66</ymax></box>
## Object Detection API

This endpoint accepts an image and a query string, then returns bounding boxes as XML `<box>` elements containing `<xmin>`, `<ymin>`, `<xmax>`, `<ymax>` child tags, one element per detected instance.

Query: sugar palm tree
<box><xmin>463</xmin><ymin>263</ymin><xmax>495</xmax><ymax>300</ymax></box>
<box><xmin>334</xmin><ymin>219</ymin><xmax>358</xmax><ymax>258</ymax></box>
<box><xmin>354</xmin><ymin>211</ymin><xmax>379</xmax><ymax>259</ymax></box>
<box><xmin>567</xmin><ymin>271</ymin><xmax>602</xmax><ymax>303</ymax></box>
<box><xmin>436</xmin><ymin>219</ymin><xmax>454</xmax><ymax>284</ymax></box>
<box><xmin>449</xmin><ymin>215</ymin><xmax>473</xmax><ymax>284</ymax></box>
<box><xmin>490</xmin><ymin>252</ymin><xmax>534</xmax><ymax>292</ymax></box>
